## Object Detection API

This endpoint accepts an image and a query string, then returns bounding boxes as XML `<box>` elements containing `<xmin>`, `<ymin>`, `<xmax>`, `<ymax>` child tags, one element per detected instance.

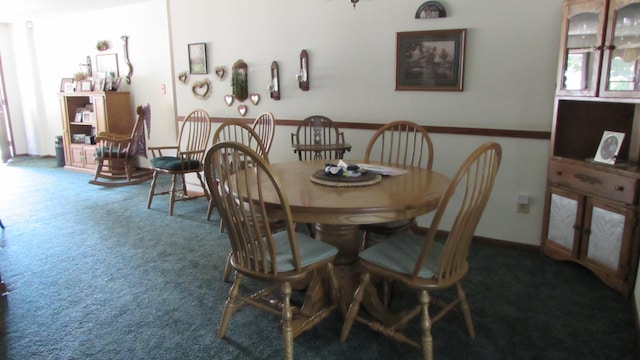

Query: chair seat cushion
<box><xmin>151</xmin><ymin>156</ymin><xmax>201</xmax><ymax>171</ymax></box>
<box><xmin>272</xmin><ymin>231</ymin><xmax>338</xmax><ymax>272</ymax></box>
<box><xmin>95</xmin><ymin>147</ymin><xmax>131</xmax><ymax>158</ymax></box>
<box><xmin>359</xmin><ymin>230</ymin><xmax>443</xmax><ymax>278</ymax></box>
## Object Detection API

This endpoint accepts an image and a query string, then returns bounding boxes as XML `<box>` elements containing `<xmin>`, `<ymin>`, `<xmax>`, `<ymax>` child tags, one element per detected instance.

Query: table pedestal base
<box><xmin>313</xmin><ymin>223</ymin><xmax>400</xmax><ymax>325</ymax></box>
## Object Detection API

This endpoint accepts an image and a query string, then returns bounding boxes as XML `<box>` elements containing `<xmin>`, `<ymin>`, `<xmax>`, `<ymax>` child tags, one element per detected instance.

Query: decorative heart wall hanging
<box><xmin>178</xmin><ymin>72</ymin><xmax>188</xmax><ymax>84</ymax></box>
<box><xmin>215</xmin><ymin>66</ymin><xmax>226</xmax><ymax>80</ymax></box>
<box><xmin>238</xmin><ymin>105</ymin><xmax>247</xmax><ymax>117</ymax></box>
<box><xmin>192</xmin><ymin>79</ymin><xmax>211</xmax><ymax>98</ymax></box>
<box><xmin>224</xmin><ymin>95</ymin><xmax>234</xmax><ymax>106</ymax></box>
<box><xmin>250</xmin><ymin>93</ymin><xmax>260</xmax><ymax>105</ymax></box>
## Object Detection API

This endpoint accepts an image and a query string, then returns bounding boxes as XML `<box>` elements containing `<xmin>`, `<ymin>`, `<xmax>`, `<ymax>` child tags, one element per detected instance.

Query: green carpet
<box><xmin>0</xmin><ymin>157</ymin><xmax>638</xmax><ymax>359</ymax></box>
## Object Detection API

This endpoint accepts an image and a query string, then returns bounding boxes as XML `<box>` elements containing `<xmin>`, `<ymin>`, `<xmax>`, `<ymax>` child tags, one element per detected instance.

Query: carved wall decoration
<box><xmin>121</xmin><ymin>35</ymin><xmax>133</xmax><ymax>84</ymax></box>
<box><xmin>96</xmin><ymin>40</ymin><xmax>109</xmax><ymax>51</ymax></box>
<box><xmin>178</xmin><ymin>72</ymin><xmax>188</xmax><ymax>84</ymax></box>
<box><xmin>215</xmin><ymin>66</ymin><xmax>226</xmax><ymax>80</ymax></box>
<box><xmin>192</xmin><ymin>79</ymin><xmax>211</xmax><ymax>98</ymax></box>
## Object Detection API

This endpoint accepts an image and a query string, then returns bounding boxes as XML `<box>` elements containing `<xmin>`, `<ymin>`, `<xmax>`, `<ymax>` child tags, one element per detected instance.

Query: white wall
<box><xmin>0</xmin><ymin>0</ymin><xmax>177</xmax><ymax>162</ymax></box>
<box><xmin>168</xmin><ymin>0</ymin><xmax>559</xmax><ymax>246</ymax></box>
<box><xmin>169</xmin><ymin>0</ymin><xmax>559</xmax><ymax>131</ymax></box>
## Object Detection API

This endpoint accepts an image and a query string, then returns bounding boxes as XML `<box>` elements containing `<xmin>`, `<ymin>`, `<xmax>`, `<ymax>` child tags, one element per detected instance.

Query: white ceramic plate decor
<box><xmin>224</xmin><ymin>94</ymin><xmax>234</xmax><ymax>106</ymax></box>
<box><xmin>250</xmin><ymin>93</ymin><xmax>260</xmax><ymax>105</ymax></box>
<box><xmin>238</xmin><ymin>104</ymin><xmax>247</xmax><ymax>116</ymax></box>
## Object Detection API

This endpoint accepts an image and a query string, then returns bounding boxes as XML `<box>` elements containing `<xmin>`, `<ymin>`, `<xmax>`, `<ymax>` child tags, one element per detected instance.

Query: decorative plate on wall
<box><xmin>415</xmin><ymin>1</ymin><xmax>446</xmax><ymax>19</ymax></box>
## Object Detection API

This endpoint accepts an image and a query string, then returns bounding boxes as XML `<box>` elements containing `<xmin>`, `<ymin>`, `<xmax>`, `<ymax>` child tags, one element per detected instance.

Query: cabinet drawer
<box><xmin>548</xmin><ymin>162</ymin><xmax>638</xmax><ymax>205</ymax></box>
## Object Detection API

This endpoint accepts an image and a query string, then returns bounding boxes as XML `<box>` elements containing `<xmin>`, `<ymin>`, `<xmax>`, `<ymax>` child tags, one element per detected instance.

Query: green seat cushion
<box><xmin>151</xmin><ymin>156</ymin><xmax>201</xmax><ymax>171</ymax></box>
<box><xmin>271</xmin><ymin>231</ymin><xmax>338</xmax><ymax>272</ymax></box>
<box><xmin>95</xmin><ymin>147</ymin><xmax>131</xmax><ymax>158</ymax></box>
<box><xmin>359</xmin><ymin>231</ymin><xmax>444</xmax><ymax>278</ymax></box>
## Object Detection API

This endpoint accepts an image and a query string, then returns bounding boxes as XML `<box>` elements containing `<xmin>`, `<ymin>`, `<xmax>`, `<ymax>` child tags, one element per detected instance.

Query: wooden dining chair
<box><xmin>207</xmin><ymin>120</ymin><xmax>281</xmax><ymax>282</ymax></box>
<box><xmin>340</xmin><ymin>142</ymin><xmax>502</xmax><ymax>360</ymax></box>
<box><xmin>147</xmin><ymin>109</ymin><xmax>212</xmax><ymax>216</ymax></box>
<box><xmin>361</xmin><ymin>121</ymin><xmax>434</xmax><ymax>243</ymax></box>
<box><xmin>204</xmin><ymin>141</ymin><xmax>341</xmax><ymax>360</ymax></box>
<box><xmin>251</xmin><ymin>111</ymin><xmax>276</xmax><ymax>154</ymax></box>
<box><xmin>290</xmin><ymin>115</ymin><xmax>351</xmax><ymax>236</ymax></box>
<box><xmin>206</xmin><ymin>120</ymin><xmax>269</xmax><ymax>222</ymax></box>
<box><xmin>90</xmin><ymin>104</ymin><xmax>153</xmax><ymax>187</ymax></box>
<box><xmin>290</xmin><ymin>115</ymin><xmax>351</xmax><ymax>160</ymax></box>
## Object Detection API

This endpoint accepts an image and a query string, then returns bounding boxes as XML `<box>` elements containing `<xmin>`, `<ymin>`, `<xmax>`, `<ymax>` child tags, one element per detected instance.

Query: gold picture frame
<box><xmin>396</xmin><ymin>29</ymin><xmax>466</xmax><ymax>91</ymax></box>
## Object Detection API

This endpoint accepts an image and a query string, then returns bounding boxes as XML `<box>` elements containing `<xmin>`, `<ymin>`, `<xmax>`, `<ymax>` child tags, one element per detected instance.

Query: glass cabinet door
<box><xmin>557</xmin><ymin>0</ymin><xmax>607</xmax><ymax>96</ymax></box>
<box><xmin>601</xmin><ymin>0</ymin><xmax>640</xmax><ymax>97</ymax></box>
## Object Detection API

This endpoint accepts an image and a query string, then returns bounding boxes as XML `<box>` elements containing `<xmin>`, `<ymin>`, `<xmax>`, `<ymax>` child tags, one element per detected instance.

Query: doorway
<box><xmin>0</xmin><ymin>52</ymin><xmax>15</xmax><ymax>163</ymax></box>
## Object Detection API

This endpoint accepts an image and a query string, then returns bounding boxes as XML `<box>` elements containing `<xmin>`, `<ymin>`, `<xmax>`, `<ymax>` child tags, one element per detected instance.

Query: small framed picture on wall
<box><xmin>188</xmin><ymin>43</ymin><xmax>207</xmax><ymax>74</ymax></box>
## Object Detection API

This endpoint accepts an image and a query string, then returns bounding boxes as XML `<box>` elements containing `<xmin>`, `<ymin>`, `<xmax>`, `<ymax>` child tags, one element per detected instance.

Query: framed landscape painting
<box><xmin>188</xmin><ymin>43</ymin><xmax>207</xmax><ymax>74</ymax></box>
<box><xmin>396</xmin><ymin>29</ymin><xmax>466</xmax><ymax>91</ymax></box>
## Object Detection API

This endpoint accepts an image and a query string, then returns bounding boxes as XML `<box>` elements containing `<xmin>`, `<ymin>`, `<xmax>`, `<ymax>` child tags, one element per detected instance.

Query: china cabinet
<box><xmin>58</xmin><ymin>91</ymin><xmax>132</xmax><ymax>172</ymax></box>
<box><xmin>542</xmin><ymin>0</ymin><xmax>640</xmax><ymax>297</ymax></box>
<box><xmin>557</xmin><ymin>0</ymin><xmax>640</xmax><ymax>98</ymax></box>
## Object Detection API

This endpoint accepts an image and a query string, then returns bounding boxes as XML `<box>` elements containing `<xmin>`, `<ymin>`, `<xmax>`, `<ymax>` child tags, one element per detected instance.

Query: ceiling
<box><xmin>0</xmin><ymin>0</ymin><xmax>153</xmax><ymax>22</ymax></box>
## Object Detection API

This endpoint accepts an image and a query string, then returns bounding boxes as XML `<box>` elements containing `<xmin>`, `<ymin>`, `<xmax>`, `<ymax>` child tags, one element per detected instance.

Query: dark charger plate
<box><xmin>311</xmin><ymin>170</ymin><xmax>382</xmax><ymax>187</ymax></box>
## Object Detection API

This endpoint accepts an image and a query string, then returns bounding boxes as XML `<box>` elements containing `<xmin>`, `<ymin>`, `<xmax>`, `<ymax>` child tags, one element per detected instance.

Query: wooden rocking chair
<box><xmin>89</xmin><ymin>105</ymin><xmax>153</xmax><ymax>187</ymax></box>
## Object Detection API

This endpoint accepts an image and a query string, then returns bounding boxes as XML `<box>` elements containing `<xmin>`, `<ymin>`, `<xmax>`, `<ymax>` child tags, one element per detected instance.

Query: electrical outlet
<box><xmin>160</xmin><ymin>83</ymin><xmax>166</xmax><ymax>94</ymax></box>
<box><xmin>517</xmin><ymin>194</ymin><xmax>530</xmax><ymax>214</ymax></box>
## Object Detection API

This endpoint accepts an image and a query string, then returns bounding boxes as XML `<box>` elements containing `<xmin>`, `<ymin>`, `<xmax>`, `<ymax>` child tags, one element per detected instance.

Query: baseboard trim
<box><xmin>412</xmin><ymin>226</ymin><xmax>540</xmax><ymax>252</ymax></box>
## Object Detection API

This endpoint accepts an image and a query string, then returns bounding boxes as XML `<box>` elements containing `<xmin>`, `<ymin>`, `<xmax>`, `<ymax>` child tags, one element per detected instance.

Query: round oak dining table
<box><xmin>263</xmin><ymin>160</ymin><xmax>449</xmax><ymax>262</ymax></box>
<box><xmin>237</xmin><ymin>159</ymin><xmax>450</xmax><ymax>323</ymax></box>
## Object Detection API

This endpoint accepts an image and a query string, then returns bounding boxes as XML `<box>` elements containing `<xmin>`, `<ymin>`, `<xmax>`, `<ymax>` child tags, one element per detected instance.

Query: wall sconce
<box><xmin>296</xmin><ymin>50</ymin><xmax>309</xmax><ymax>91</ymax></box>
<box><xmin>232</xmin><ymin>59</ymin><xmax>248</xmax><ymax>101</ymax></box>
<box><xmin>270</xmin><ymin>61</ymin><xmax>280</xmax><ymax>100</ymax></box>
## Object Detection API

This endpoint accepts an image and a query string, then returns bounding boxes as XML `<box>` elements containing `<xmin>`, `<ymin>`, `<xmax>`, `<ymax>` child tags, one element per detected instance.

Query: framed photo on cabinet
<box><xmin>594</xmin><ymin>131</ymin><xmax>625</xmax><ymax>164</ymax></box>
<box><xmin>60</xmin><ymin>78</ymin><xmax>74</xmax><ymax>92</ymax></box>
<box><xmin>396</xmin><ymin>29</ymin><xmax>466</xmax><ymax>91</ymax></box>
<box><xmin>188</xmin><ymin>43</ymin><xmax>207</xmax><ymax>74</ymax></box>
<box><xmin>78</xmin><ymin>80</ymin><xmax>93</xmax><ymax>92</ymax></box>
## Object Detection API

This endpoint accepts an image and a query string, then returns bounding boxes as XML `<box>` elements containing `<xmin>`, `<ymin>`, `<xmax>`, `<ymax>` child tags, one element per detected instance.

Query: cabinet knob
<box><xmin>605</xmin><ymin>44</ymin><xmax>616</xmax><ymax>51</ymax></box>
<box><xmin>556</xmin><ymin>171</ymin><xmax>563</xmax><ymax>176</ymax></box>
<box><xmin>615</xmin><ymin>185</ymin><xmax>624</xmax><ymax>191</ymax></box>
